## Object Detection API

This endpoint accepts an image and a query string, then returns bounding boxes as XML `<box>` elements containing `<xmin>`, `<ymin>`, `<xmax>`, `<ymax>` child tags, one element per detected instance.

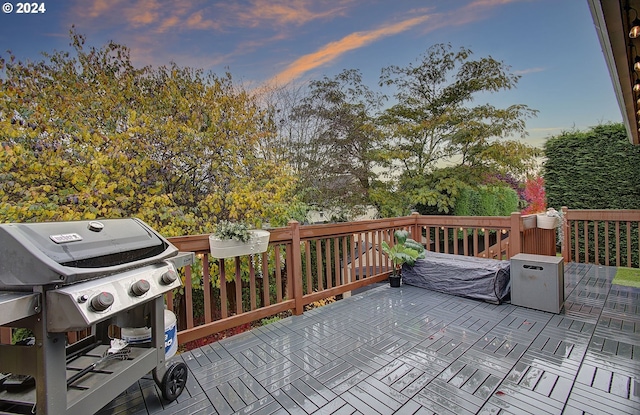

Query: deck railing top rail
<box><xmin>562</xmin><ymin>208</ymin><xmax>640</xmax><ymax>221</ymax></box>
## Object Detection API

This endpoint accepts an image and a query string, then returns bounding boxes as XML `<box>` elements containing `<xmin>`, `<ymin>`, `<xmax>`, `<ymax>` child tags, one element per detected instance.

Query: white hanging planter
<box><xmin>209</xmin><ymin>230</ymin><xmax>270</xmax><ymax>259</ymax></box>
<box><xmin>536</xmin><ymin>214</ymin><xmax>559</xmax><ymax>229</ymax></box>
<box><xmin>522</xmin><ymin>215</ymin><xmax>537</xmax><ymax>230</ymax></box>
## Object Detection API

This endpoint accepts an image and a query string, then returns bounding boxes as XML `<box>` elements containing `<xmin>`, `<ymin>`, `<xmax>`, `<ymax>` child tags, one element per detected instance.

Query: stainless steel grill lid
<box><xmin>0</xmin><ymin>218</ymin><xmax>178</xmax><ymax>287</ymax></box>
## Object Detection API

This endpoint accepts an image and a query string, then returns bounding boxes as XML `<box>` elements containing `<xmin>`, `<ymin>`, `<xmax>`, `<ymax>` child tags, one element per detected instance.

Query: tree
<box><xmin>290</xmin><ymin>69</ymin><xmax>385</xmax><ymax>213</ymax></box>
<box><xmin>521</xmin><ymin>176</ymin><xmax>546</xmax><ymax>214</ymax></box>
<box><xmin>0</xmin><ymin>31</ymin><xmax>298</xmax><ymax>234</ymax></box>
<box><xmin>377</xmin><ymin>43</ymin><xmax>539</xmax><ymax>214</ymax></box>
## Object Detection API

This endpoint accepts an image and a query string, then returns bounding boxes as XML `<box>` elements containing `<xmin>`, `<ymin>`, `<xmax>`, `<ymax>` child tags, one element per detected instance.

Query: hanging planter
<box><xmin>536</xmin><ymin>208</ymin><xmax>561</xmax><ymax>230</ymax></box>
<box><xmin>209</xmin><ymin>230</ymin><xmax>270</xmax><ymax>259</ymax></box>
<box><xmin>208</xmin><ymin>220</ymin><xmax>270</xmax><ymax>259</ymax></box>
<box><xmin>522</xmin><ymin>215</ymin><xmax>537</xmax><ymax>230</ymax></box>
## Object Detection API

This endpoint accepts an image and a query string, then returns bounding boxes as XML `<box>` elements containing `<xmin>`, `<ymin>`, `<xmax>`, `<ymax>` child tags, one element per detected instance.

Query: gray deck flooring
<box><xmin>97</xmin><ymin>263</ymin><xmax>640</xmax><ymax>414</ymax></box>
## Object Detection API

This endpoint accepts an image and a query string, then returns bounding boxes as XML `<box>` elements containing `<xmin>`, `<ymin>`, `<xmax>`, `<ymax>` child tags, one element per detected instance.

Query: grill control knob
<box><xmin>90</xmin><ymin>292</ymin><xmax>114</xmax><ymax>312</ymax></box>
<box><xmin>161</xmin><ymin>269</ymin><xmax>178</xmax><ymax>285</ymax></box>
<box><xmin>131</xmin><ymin>279</ymin><xmax>150</xmax><ymax>296</ymax></box>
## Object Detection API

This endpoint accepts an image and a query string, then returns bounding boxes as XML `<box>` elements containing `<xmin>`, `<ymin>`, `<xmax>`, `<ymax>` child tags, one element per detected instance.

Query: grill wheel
<box><xmin>161</xmin><ymin>361</ymin><xmax>188</xmax><ymax>401</ymax></box>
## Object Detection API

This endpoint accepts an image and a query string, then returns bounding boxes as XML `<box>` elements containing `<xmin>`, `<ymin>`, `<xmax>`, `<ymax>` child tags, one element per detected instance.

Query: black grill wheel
<box><xmin>161</xmin><ymin>361</ymin><xmax>188</xmax><ymax>401</ymax></box>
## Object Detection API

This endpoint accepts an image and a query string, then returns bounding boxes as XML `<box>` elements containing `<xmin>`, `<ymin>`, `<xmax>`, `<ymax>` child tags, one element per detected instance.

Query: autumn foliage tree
<box><xmin>521</xmin><ymin>176</ymin><xmax>546</xmax><ymax>214</ymax></box>
<box><xmin>0</xmin><ymin>32</ymin><xmax>298</xmax><ymax>235</ymax></box>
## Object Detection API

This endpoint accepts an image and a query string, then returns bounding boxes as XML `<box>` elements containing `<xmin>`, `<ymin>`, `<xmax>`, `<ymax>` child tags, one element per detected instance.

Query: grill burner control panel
<box><xmin>46</xmin><ymin>261</ymin><xmax>181</xmax><ymax>332</ymax></box>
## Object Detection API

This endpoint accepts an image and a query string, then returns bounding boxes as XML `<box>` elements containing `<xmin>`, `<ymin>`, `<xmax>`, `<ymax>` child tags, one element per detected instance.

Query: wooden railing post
<box><xmin>288</xmin><ymin>220</ymin><xmax>304</xmax><ymax>316</ymax></box>
<box><xmin>561</xmin><ymin>206</ymin><xmax>570</xmax><ymax>263</ymax></box>
<box><xmin>411</xmin><ymin>212</ymin><xmax>421</xmax><ymax>243</ymax></box>
<box><xmin>510</xmin><ymin>212</ymin><xmax>522</xmax><ymax>258</ymax></box>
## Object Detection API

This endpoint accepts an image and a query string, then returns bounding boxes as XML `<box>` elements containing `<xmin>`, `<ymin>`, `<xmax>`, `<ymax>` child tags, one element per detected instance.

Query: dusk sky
<box><xmin>0</xmin><ymin>0</ymin><xmax>622</xmax><ymax>146</ymax></box>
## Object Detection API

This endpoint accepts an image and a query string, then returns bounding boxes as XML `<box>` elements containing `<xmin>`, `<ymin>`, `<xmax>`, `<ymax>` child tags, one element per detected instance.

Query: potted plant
<box><xmin>537</xmin><ymin>208</ymin><xmax>561</xmax><ymax>230</ymax></box>
<box><xmin>209</xmin><ymin>220</ymin><xmax>270</xmax><ymax>259</ymax></box>
<box><xmin>381</xmin><ymin>229</ymin><xmax>426</xmax><ymax>287</ymax></box>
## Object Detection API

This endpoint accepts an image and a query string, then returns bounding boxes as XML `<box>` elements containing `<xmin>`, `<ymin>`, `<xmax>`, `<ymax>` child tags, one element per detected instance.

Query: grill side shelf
<box><xmin>0</xmin><ymin>292</ymin><xmax>40</xmax><ymax>326</ymax></box>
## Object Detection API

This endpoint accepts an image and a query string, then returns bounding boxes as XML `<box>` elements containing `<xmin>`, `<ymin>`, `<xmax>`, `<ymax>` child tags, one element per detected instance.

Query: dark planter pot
<box><xmin>389</xmin><ymin>274</ymin><xmax>401</xmax><ymax>287</ymax></box>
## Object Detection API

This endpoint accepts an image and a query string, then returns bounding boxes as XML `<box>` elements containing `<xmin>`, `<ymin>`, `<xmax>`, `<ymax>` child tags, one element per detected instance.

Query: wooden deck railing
<box><xmin>165</xmin><ymin>212</ymin><xmax>555</xmax><ymax>347</ymax></box>
<box><xmin>2</xmin><ymin>210</ymin><xmax>603</xmax><ymax>347</ymax></box>
<box><xmin>561</xmin><ymin>207</ymin><xmax>640</xmax><ymax>268</ymax></box>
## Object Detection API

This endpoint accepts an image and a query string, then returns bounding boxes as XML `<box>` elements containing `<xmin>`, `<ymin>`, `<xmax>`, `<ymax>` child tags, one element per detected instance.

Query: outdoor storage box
<box><xmin>510</xmin><ymin>253</ymin><xmax>564</xmax><ymax>313</ymax></box>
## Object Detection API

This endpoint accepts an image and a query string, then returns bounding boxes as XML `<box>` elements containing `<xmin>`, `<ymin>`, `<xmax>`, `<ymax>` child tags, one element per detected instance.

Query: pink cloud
<box><xmin>126</xmin><ymin>0</ymin><xmax>162</xmax><ymax>27</ymax></box>
<box><xmin>268</xmin><ymin>14</ymin><xmax>431</xmax><ymax>85</ymax></box>
<box><xmin>266</xmin><ymin>0</ymin><xmax>528</xmax><ymax>85</ymax></box>
<box><xmin>185</xmin><ymin>11</ymin><xmax>221</xmax><ymax>31</ymax></box>
<box><xmin>224</xmin><ymin>0</ymin><xmax>349</xmax><ymax>28</ymax></box>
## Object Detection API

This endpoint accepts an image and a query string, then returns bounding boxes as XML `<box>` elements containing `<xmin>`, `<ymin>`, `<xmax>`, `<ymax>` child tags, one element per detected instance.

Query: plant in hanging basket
<box><xmin>381</xmin><ymin>229</ymin><xmax>426</xmax><ymax>287</ymax></box>
<box><xmin>209</xmin><ymin>220</ymin><xmax>270</xmax><ymax>259</ymax></box>
<box><xmin>536</xmin><ymin>208</ymin><xmax>561</xmax><ymax>230</ymax></box>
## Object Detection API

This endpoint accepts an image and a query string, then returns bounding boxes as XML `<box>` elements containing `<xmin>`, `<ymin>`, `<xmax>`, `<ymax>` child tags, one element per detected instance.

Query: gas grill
<box><xmin>0</xmin><ymin>218</ymin><xmax>193</xmax><ymax>414</ymax></box>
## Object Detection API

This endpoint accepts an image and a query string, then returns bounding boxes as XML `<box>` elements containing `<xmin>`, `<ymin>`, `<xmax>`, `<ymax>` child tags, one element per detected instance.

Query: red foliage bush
<box><xmin>521</xmin><ymin>176</ymin><xmax>546</xmax><ymax>214</ymax></box>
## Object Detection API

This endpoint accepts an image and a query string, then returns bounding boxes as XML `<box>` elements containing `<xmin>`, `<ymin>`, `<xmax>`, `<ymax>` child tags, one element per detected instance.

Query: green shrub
<box><xmin>453</xmin><ymin>185</ymin><xmax>518</xmax><ymax>216</ymax></box>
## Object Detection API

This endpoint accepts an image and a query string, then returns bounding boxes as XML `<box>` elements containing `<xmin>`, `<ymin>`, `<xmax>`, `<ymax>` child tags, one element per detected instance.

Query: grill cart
<box><xmin>0</xmin><ymin>218</ymin><xmax>192</xmax><ymax>414</ymax></box>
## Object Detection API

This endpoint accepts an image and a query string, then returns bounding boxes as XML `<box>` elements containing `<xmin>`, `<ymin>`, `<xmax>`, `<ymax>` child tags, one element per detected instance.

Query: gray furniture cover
<box><xmin>401</xmin><ymin>252</ymin><xmax>511</xmax><ymax>304</ymax></box>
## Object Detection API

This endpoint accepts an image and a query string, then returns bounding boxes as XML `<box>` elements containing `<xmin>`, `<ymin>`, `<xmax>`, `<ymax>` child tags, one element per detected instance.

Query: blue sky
<box><xmin>0</xmin><ymin>0</ymin><xmax>622</xmax><ymax>146</ymax></box>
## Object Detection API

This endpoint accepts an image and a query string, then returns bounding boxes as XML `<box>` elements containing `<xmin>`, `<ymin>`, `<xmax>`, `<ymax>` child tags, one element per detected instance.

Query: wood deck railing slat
<box><xmin>249</xmin><ymin>257</ymin><xmax>256</xmax><ymax>311</ymax></box>
<box><xmin>333</xmin><ymin>237</ymin><xmax>340</xmax><ymax>287</ymax></box>
<box><xmin>305</xmin><ymin>242</ymin><xmax>312</xmax><ymax>294</ymax></box>
<box><xmin>574</xmin><ymin>221</ymin><xmax>579</xmax><ymax>263</ymax></box>
<box><xmin>627</xmin><ymin>221</ymin><xmax>632</xmax><ymax>268</ymax></box>
<box><xmin>220</xmin><ymin>259</ymin><xmax>228</xmax><ymax>319</ymax></box>
<box><xmin>605</xmin><ymin>221</ymin><xmax>610</xmax><ymax>266</ymax></box>
<box><xmin>584</xmin><ymin>221</ymin><xmax>589</xmax><ymax>264</ymax></box>
<box><xmin>594</xmin><ymin>220</ymin><xmax>599</xmax><ymax>265</ymax></box>
<box><xmin>315</xmin><ymin>240</ymin><xmax>323</xmax><ymax>291</ymax></box>
<box><xmin>275</xmin><ymin>245</ymin><xmax>282</xmax><ymax>302</ymax></box>
<box><xmin>185</xmin><ymin>264</ymin><xmax>194</xmax><ymax>329</ymax></box>
<box><xmin>203</xmin><ymin>255</ymin><xmax>211</xmax><ymax>323</ymax></box>
<box><xmin>463</xmin><ymin>229</ymin><xmax>469</xmax><ymax>256</ymax></box>
<box><xmin>261</xmin><ymin>252</ymin><xmax>269</xmax><ymax>307</ymax></box>
<box><xmin>616</xmin><ymin>221</ymin><xmax>620</xmax><ymax>266</ymax></box>
<box><xmin>324</xmin><ymin>239</ymin><xmax>332</xmax><ymax>289</ymax></box>
<box><xmin>342</xmin><ymin>236</ymin><xmax>348</xmax><ymax>287</ymax></box>
<box><xmin>473</xmin><ymin>229</ymin><xmax>479</xmax><ymax>257</ymax></box>
<box><xmin>350</xmin><ymin>235</ymin><xmax>356</xmax><ymax>282</ymax></box>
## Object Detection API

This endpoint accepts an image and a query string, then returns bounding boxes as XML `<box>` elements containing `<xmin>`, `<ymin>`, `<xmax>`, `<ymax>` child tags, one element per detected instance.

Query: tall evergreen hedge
<box><xmin>544</xmin><ymin>123</ymin><xmax>640</xmax><ymax>267</ymax></box>
<box><xmin>543</xmin><ymin>123</ymin><xmax>640</xmax><ymax>209</ymax></box>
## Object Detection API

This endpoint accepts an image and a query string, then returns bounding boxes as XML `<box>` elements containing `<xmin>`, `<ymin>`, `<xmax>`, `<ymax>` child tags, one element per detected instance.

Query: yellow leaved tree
<box><xmin>0</xmin><ymin>31</ymin><xmax>298</xmax><ymax>236</ymax></box>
